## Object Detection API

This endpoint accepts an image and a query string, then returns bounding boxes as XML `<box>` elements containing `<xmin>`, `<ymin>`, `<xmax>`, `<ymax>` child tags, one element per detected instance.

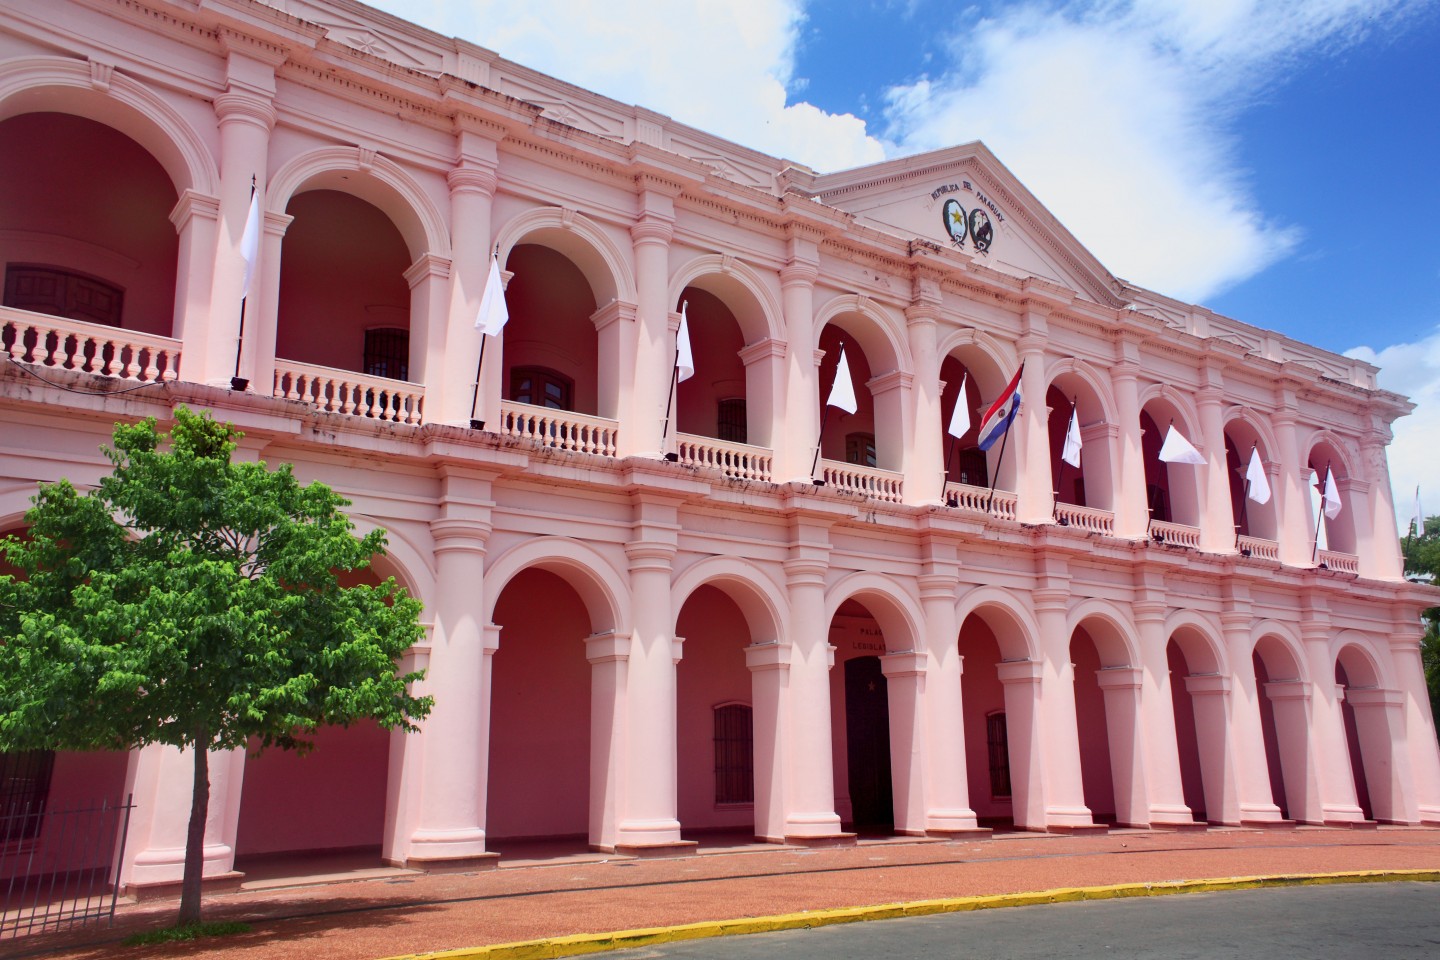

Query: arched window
<box><xmin>510</xmin><ymin>366</ymin><xmax>574</xmax><ymax>411</ymax></box>
<box><xmin>986</xmin><ymin>712</ymin><xmax>1011</xmax><ymax>799</ymax></box>
<box><xmin>712</xmin><ymin>703</ymin><xmax>753</xmax><ymax>804</ymax></box>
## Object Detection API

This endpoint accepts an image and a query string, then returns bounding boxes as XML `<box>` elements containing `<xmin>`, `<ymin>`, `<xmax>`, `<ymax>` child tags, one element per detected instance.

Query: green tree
<box><xmin>0</xmin><ymin>408</ymin><xmax>430</xmax><ymax>926</ymax></box>
<box><xmin>1402</xmin><ymin>515</ymin><xmax>1440</xmax><ymax>737</ymax></box>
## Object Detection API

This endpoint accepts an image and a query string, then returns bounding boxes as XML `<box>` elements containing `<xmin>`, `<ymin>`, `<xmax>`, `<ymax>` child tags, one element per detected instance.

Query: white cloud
<box><xmin>367</xmin><ymin>0</ymin><xmax>885</xmax><ymax>170</ymax></box>
<box><xmin>1345</xmin><ymin>327</ymin><xmax>1440</xmax><ymax>533</ymax></box>
<box><xmin>880</xmin><ymin>0</ymin><xmax>1418</xmax><ymax>302</ymax></box>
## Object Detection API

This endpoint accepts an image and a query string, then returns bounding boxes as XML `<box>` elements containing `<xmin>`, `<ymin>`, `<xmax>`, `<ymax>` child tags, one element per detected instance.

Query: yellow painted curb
<box><xmin>381</xmin><ymin>869</ymin><xmax>1440</xmax><ymax>960</ymax></box>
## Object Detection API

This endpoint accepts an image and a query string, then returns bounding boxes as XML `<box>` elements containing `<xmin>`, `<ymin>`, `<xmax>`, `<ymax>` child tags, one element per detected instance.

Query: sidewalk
<box><xmin>17</xmin><ymin>827</ymin><xmax>1440</xmax><ymax>960</ymax></box>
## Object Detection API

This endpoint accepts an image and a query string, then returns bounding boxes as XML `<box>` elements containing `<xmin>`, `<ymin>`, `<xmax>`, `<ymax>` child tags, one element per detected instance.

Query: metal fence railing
<box><xmin>1</xmin><ymin>796</ymin><xmax>134</xmax><ymax>939</ymax></box>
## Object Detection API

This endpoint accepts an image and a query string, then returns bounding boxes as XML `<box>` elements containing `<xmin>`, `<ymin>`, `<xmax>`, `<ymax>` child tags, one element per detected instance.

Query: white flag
<box><xmin>1158</xmin><ymin>425</ymin><xmax>1205</xmax><ymax>465</ymax></box>
<box><xmin>1245</xmin><ymin>447</ymin><xmax>1271</xmax><ymax>505</ymax></box>
<box><xmin>239</xmin><ymin>189</ymin><xmax>261</xmax><ymax>298</ymax></box>
<box><xmin>675</xmin><ymin>304</ymin><xmax>694</xmax><ymax>383</ymax></box>
<box><xmin>1060</xmin><ymin>407</ymin><xmax>1082</xmax><ymax>468</ymax></box>
<box><xmin>475</xmin><ymin>255</ymin><xmax>509</xmax><ymax>336</ymax></box>
<box><xmin>1412</xmin><ymin>486</ymin><xmax>1424</xmax><ymax>536</ymax></box>
<box><xmin>947</xmin><ymin>373</ymin><xmax>971</xmax><ymax>440</ymax></box>
<box><xmin>826</xmin><ymin>346</ymin><xmax>858</xmax><ymax>414</ymax></box>
<box><xmin>1320</xmin><ymin>469</ymin><xmax>1342</xmax><ymax>520</ymax></box>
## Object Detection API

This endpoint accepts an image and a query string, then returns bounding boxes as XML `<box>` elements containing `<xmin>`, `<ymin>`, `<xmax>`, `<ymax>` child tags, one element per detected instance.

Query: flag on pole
<box><xmin>976</xmin><ymin>365</ymin><xmax>1023</xmax><ymax>451</ymax></box>
<box><xmin>239</xmin><ymin>189</ymin><xmax>261</xmax><ymax>298</ymax></box>
<box><xmin>676</xmin><ymin>303</ymin><xmax>695</xmax><ymax>383</ymax></box>
<box><xmin>1060</xmin><ymin>406</ymin><xmax>1082</xmax><ymax>468</ymax></box>
<box><xmin>1158</xmin><ymin>425</ymin><xmax>1206</xmax><ymax>465</ymax></box>
<box><xmin>947</xmin><ymin>373</ymin><xmax>971</xmax><ymax>440</ymax></box>
<box><xmin>475</xmin><ymin>255</ymin><xmax>509</xmax><ymax>336</ymax></box>
<box><xmin>1412</xmin><ymin>486</ymin><xmax>1424</xmax><ymax>537</ymax></box>
<box><xmin>1318</xmin><ymin>468</ymin><xmax>1342</xmax><ymax>520</ymax></box>
<box><xmin>826</xmin><ymin>346</ymin><xmax>858</xmax><ymax>414</ymax></box>
<box><xmin>1245</xmin><ymin>447</ymin><xmax>1271</xmax><ymax>505</ymax></box>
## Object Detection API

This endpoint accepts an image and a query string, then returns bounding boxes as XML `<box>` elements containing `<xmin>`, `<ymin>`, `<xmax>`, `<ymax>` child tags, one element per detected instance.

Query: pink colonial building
<box><xmin>1</xmin><ymin>0</ymin><xmax>1438</xmax><ymax>893</ymax></box>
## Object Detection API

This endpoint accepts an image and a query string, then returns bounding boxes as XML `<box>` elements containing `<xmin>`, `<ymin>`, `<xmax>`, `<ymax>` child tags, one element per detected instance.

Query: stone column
<box><xmin>1272</xmin><ymin>401</ymin><xmax>1313</xmax><ymax>567</ymax></box>
<box><xmin>906</xmin><ymin>282</ymin><xmax>945</xmax><ymax>505</ymax></box>
<box><xmin>403</xmin><ymin>253</ymin><xmax>453</xmax><ymax>395</ymax></box>
<box><xmin>615</xmin><ymin>494</ymin><xmax>691</xmax><ymax>853</ymax></box>
<box><xmin>625</xmin><ymin>188</ymin><xmax>677</xmax><ymax>458</ymax></box>
<box><xmin>1195</xmin><ymin>381</ymin><xmax>1236</xmax><ymax>553</ymax></box>
<box><xmin>167</xmin><ymin>191</ymin><xmax>220</xmax><ymax>366</ymax></box>
<box><xmin>918</xmin><ymin>566</ymin><xmax>983</xmax><ymax>834</ymax></box>
<box><xmin>1360</xmin><ymin>432</ymin><xmax>1404</xmax><ymax>580</ymax></box>
<box><xmin>206</xmin><ymin>38</ymin><xmax>281</xmax><ymax>388</ymax></box>
<box><xmin>1132</xmin><ymin>596</ymin><xmax>1195</xmax><ymax>826</ymax></box>
<box><xmin>1219</xmin><ymin>609</ymin><xmax>1286</xmax><ymax>824</ymax></box>
<box><xmin>1111</xmin><ymin>353</ymin><xmax>1149</xmax><ymax>539</ymax></box>
<box><xmin>997</xmin><ymin>659</ymin><xmax>1046</xmax><ymax>830</ymax></box>
<box><xmin>437</xmin><ymin>132</ymin><xmax>501</xmax><ymax>425</ymax></box>
<box><xmin>778</xmin><ymin>251</ymin><xmax>820</xmax><ymax>482</ymax></box>
<box><xmin>1184</xmin><ymin>675</ymin><xmax>1241</xmax><ymax>824</ymax></box>
<box><xmin>746</xmin><ymin>640</ymin><xmax>791</xmax><ymax>841</ymax></box>
<box><xmin>586</xmin><ymin>630</ymin><xmax>630</xmax><ymax>849</ymax></box>
<box><xmin>1095</xmin><ymin>667</ymin><xmax>1149</xmax><ymax>827</ymax></box>
<box><xmin>1345</xmin><ymin>688</ymin><xmax>1418</xmax><ymax>824</ymax></box>
<box><xmin>249</xmin><ymin>211</ymin><xmax>294</xmax><ymax>394</ymax></box>
<box><xmin>1389</xmin><ymin>626</ymin><xmax>1440</xmax><ymax>824</ymax></box>
<box><xmin>1015</xmin><ymin>325</ymin><xmax>1053</xmax><ymax>523</ymax></box>
<box><xmin>1300</xmin><ymin>605</ymin><xmax>1365</xmax><ymax>824</ymax></box>
<box><xmin>404</xmin><ymin>466</ymin><xmax>498</xmax><ymax>868</ymax></box>
<box><xmin>1034</xmin><ymin>584</ymin><xmax>1093</xmax><ymax>829</ymax></box>
<box><xmin>881</xmin><ymin>651</ymin><xmax>928</xmax><ymax>835</ymax></box>
<box><xmin>119</xmin><ymin>746</ymin><xmax>245</xmax><ymax>894</ymax></box>
<box><xmin>1264</xmin><ymin>679</ymin><xmax>1326</xmax><ymax>823</ymax></box>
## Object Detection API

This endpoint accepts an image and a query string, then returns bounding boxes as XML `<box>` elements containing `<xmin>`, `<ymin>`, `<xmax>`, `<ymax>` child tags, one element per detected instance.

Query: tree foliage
<box><xmin>0</xmin><ymin>407</ymin><xmax>431</xmax><ymax>922</ymax></box>
<box><xmin>1402</xmin><ymin>515</ymin><xmax>1440</xmax><ymax>736</ymax></box>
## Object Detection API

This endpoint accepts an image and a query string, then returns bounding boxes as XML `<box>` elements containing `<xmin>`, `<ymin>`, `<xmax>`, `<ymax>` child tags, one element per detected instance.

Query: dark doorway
<box><xmin>844</xmin><ymin>655</ymin><xmax>893</xmax><ymax>829</ymax></box>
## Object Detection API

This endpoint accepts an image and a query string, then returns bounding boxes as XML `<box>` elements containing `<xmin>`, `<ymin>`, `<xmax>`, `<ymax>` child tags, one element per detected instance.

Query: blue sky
<box><xmin>371</xmin><ymin>0</ymin><xmax>1438</xmax><ymax>521</ymax></box>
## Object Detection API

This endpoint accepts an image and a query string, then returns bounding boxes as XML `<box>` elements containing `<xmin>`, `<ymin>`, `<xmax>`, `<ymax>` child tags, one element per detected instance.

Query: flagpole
<box><xmin>1311</xmin><ymin>460</ymin><xmax>1330</xmax><ymax>565</ymax></box>
<box><xmin>470</xmin><ymin>245</ymin><xmax>500</xmax><ymax>430</ymax></box>
<box><xmin>661</xmin><ymin>301</ymin><xmax>686</xmax><ymax>461</ymax></box>
<box><xmin>943</xmin><ymin>435</ymin><xmax>957</xmax><ymax>506</ymax></box>
<box><xmin>232</xmin><ymin>174</ymin><xmax>256</xmax><ymax>392</ymax></box>
<box><xmin>1235</xmin><ymin>442</ymin><xmax>1256</xmax><ymax>552</ymax></box>
<box><xmin>1052</xmin><ymin>397</ymin><xmax>1077</xmax><ymax>524</ymax></box>
<box><xmin>811</xmin><ymin>405</ymin><xmax>830</xmax><ymax>485</ymax></box>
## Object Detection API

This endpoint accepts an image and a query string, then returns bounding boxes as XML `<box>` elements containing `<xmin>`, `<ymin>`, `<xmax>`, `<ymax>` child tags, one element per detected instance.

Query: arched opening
<box><xmin>487</xmin><ymin>568</ymin><xmax>593</xmax><ymax>851</ymax></box>
<box><xmin>0</xmin><ymin>112</ymin><xmax>178</xmax><ymax>337</ymax></box>
<box><xmin>675</xmin><ymin>585</ymin><xmax>757</xmax><ymax>843</ymax></box>
<box><xmin>1070</xmin><ymin>627</ymin><xmax>1115</xmax><ymax>823</ymax></box>
<box><xmin>1140</xmin><ymin>401</ymin><xmax>1202</xmax><ymax>528</ymax></box>
<box><xmin>817</xmin><ymin>323</ymin><xmax>881</xmax><ymax>467</ymax></box>
<box><xmin>1070</xmin><ymin>618</ymin><xmax>1144</xmax><ymax>827</ymax></box>
<box><xmin>276</xmin><ymin>190</ymin><xmax>411</xmax><ymax>378</ymax></box>
<box><xmin>1047</xmin><ymin>374</ymin><xmax>1114</xmax><ymax>514</ymax></box>
<box><xmin>940</xmin><ymin>350</ymin><xmax>1018</xmax><ymax>495</ymax></box>
<box><xmin>1335</xmin><ymin>644</ymin><xmax>1391</xmax><ymax>822</ymax></box>
<box><xmin>233</xmin><ymin>563</ymin><xmax>397</xmax><ymax>877</ymax></box>
<box><xmin>828</xmin><ymin>599</ymin><xmax>898</xmax><ymax>833</ymax></box>
<box><xmin>501</xmin><ymin>244</ymin><xmax>601</xmax><ymax>417</ymax></box>
<box><xmin>1307</xmin><ymin>441</ymin><xmax>1357</xmax><ymax>558</ymax></box>
<box><xmin>1224</xmin><ymin>421</ymin><xmax>1277</xmax><ymax>543</ymax></box>
<box><xmin>1252</xmin><ymin>636</ymin><xmax>1308</xmax><ymax>822</ymax></box>
<box><xmin>1166</xmin><ymin>636</ymin><xmax>1217</xmax><ymax>822</ymax></box>
<box><xmin>674</xmin><ymin>281</ymin><xmax>768</xmax><ymax>449</ymax></box>
<box><xmin>957</xmin><ymin>613</ymin><xmax>1010</xmax><ymax>828</ymax></box>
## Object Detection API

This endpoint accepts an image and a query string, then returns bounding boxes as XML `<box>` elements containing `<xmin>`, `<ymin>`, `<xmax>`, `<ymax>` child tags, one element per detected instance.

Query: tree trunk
<box><xmin>177</xmin><ymin>737</ymin><xmax>210</xmax><ymax>926</ymax></box>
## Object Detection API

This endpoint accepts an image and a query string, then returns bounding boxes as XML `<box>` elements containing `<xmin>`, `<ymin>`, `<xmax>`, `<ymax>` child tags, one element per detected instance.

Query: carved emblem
<box><xmin>968</xmin><ymin>208</ymin><xmax>993</xmax><ymax>253</ymax></box>
<box><xmin>942</xmin><ymin>198</ymin><xmax>967</xmax><ymax>246</ymax></box>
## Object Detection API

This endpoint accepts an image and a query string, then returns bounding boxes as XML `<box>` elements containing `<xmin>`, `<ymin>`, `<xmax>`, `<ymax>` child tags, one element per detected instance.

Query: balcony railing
<box><xmin>674</xmin><ymin>433</ymin><xmax>772</xmax><ymax>481</ymax></box>
<box><xmin>1317</xmin><ymin>550</ymin><xmax>1359</xmax><ymax>574</ymax></box>
<box><xmin>499</xmin><ymin>400</ymin><xmax>618</xmax><ymax>457</ymax></box>
<box><xmin>273</xmin><ymin>361</ymin><xmax>425</xmax><ymax>424</ymax></box>
<box><xmin>820</xmin><ymin>460</ymin><xmax>904</xmax><ymax>503</ymax></box>
<box><xmin>1</xmin><ymin>306</ymin><xmax>180</xmax><ymax>383</ymax></box>
<box><xmin>1054</xmin><ymin>502</ymin><xmax>1115</xmax><ymax>536</ymax></box>
<box><xmin>944</xmin><ymin>481</ymin><xmax>1017</xmax><ymax>520</ymax></box>
<box><xmin>1236</xmin><ymin>535</ymin><xmax>1280</xmax><ymax>561</ymax></box>
<box><xmin>1148</xmin><ymin>519</ymin><xmax>1201</xmax><ymax>548</ymax></box>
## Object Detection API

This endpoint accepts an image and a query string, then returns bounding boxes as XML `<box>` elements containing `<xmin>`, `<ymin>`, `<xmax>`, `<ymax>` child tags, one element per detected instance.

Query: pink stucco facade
<box><xmin>1</xmin><ymin>0</ymin><xmax>1437</xmax><ymax>891</ymax></box>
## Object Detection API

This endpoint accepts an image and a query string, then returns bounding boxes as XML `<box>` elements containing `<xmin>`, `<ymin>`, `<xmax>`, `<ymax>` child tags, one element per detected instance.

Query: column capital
<box><xmin>169</xmin><ymin>190</ymin><xmax>220</xmax><ymax>231</ymax></box>
<box><xmin>429</xmin><ymin>517</ymin><xmax>491</xmax><ymax>553</ymax></box>
<box><xmin>783</xmin><ymin>557</ymin><xmax>829</xmax><ymax>586</ymax></box>
<box><xmin>631</xmin><ymin>214</ymin><xmax>674</xmax><ymax>246</ymax></box>
<box><xmin>780</xmin><ymin>259</ymin><xmax>819</xmax><ymax>288</ymax></box>
<box><xmin>213</xmin><ymin>90</ymin><xmax>276</xmax><ymax>132</ymax></box>
<box><xmin>447</xmin><ymin>164</ymin><xmax>498</xmax><ymax>198</ymax></box>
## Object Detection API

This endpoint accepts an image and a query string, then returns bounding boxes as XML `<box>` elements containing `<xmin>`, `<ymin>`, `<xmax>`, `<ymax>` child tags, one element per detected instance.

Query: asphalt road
<box><xmin>604</xmin><ymin>882</ymin><xmax>1440</xmax><ymax>960</ymax></box>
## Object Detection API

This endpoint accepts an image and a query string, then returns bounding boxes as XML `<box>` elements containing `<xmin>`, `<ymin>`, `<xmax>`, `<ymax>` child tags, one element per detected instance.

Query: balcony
<box><xmin>944</xmin><ymin>481</ymin><xmax>1017</xmax><ymax>521</ymax></box>
<box><xmin>273</xmin><ymin>360</ymin><xmax>425</xmax><ymax>424</ymax></box>
<box><xmin>1</xmin><ymin>306</ymin><xmax>180</xmax><ymax>384</ymax></box>
<box><xmin>1317</xmin><ymin>549</ymin><xmax>1359</xmax><ymax>574</ymax></box>
<box><xmin>499</xmin><ymin>400</ymin><xmax>618</xmax><ymax>457</ymax></box>
<box><xmin>820</xmin><ymin>460</ymin><xmax>904</xmax><ymax>503</ymax></box>
<box><xmin>1053</xmin><ymin>503</ymin><xmax>1115</xmax><ymax>536</ymax></box>
<box><xmin>1148</xmin><ymin>519</ymin><xmax>1200</xmax><ymax>548</ymax></box>
<box><xmin>674</xmin><ymin>434</ymin><xmax>772</xmax><ymax>482</ymax></box>
<box><xmin>1236</xmin><ymin>535</ymin><xmax>1280</xmax><ymax>561</ymax></box>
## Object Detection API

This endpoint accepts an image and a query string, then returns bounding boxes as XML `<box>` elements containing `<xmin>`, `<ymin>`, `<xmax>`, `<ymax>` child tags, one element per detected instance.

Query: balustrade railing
<box><xmin>1</xmin><ymin>307</ymin><xmax>179</xmax><ymax>383</ymax></box>
<box><xmin>273</xmin><ymin>361</ymin><xmax>425</xmax><ymax>424</ymax></box>
<box><xmin>819</xmin><ymin>460</ymin><xmax>904</xmax><ymax>503</ymax></box>
<box><xmin>944</xmin><ymin>481</ymin><xmax>1017</xmax><ymax>520</ymax></box>
<box><xmin>1148</xmin><ymin>519</ymin><xmax>1201</xmax><ymax>548</ymax></box>
<box><xmin>674</xmin><ymin>434</ymin><xmax>772</xmax><ymax>481</ymax></box>
<box><xmin>1053</xmin><ymin>502</ymin><xmax>1115</xmax><ymax>535</ymax></box>
<box><xmin>1317</xmin><ymin>549</ymin><xmax>1359</xmax><ymax>574</ymax></box>
<box><xmin>1236</xmin><ymin>535</ymin><xmax>1280</xmax><ymax>560</ymax></box>
<box><xmin>499</xmin><ymin>400</ymin><xmax>618</xmax><ymax>457</ymax></box>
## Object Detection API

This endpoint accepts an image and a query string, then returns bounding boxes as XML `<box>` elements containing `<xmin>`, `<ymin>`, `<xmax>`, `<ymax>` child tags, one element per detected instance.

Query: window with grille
<box><xmin>1</xmin><ymin>751</ymin><xmax>56</xmax><ymax>844</ymax></box>
<box><xmin>846</xmin><ymin>432</ymin><xmax>877</xmax><ymax>467</ymax></box>
<box><xmin>363</xmin><ymin>327</ymin><xmax>409</xmax><ymax>381</ymax></box>
<box><xmin>955</xmin><ymin>448</ymin><xmax>989</xmax><ymax>487</ymax></box>
<box><xmin>713</xmin><ymin>703</ymin><xmax>754</xmax><ymax>804</ymax></box>
<box><xmin>510</xmin><ymin>366</ymin><xmax>574</xmax><ymax>411</ymax></box>
<box><xmin>717</xmin><ymin>398</ymin><xmax>747</xmax><ymax>444</ymax></box>
<box><xmin>986</xmin><ymin>712</ymin><xmax>1011</xmax><ymax>799</ymax></box>
<box><xmin>4</xmin><ymin>264</ymin><xmax>124</xmax><ymax>327</ymax></box>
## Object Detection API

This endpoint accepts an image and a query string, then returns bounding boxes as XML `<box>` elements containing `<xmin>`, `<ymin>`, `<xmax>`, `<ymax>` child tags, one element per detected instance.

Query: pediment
<box><xmin>811</xmin><ymin>143</ymin><xmax>1125</xmax><ymax>308</ymax></box>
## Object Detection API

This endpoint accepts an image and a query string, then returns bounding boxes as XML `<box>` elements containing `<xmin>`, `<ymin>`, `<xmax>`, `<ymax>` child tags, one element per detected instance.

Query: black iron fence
<box><xmin>1</xmin><ymin>796</ymin><xmax>134</xmax><ymax>939</ymax></box>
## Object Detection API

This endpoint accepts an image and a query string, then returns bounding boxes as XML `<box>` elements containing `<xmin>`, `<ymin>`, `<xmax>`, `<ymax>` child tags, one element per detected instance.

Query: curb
<box><xmin>381</xmin><ymin>869</ymin><xmax>1440</xmax><ymax>960</ymax></box>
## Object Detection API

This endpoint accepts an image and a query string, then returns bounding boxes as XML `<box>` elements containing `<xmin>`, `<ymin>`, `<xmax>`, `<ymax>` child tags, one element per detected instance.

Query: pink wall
<box><xmin>0</xmin><ymin>113</ymin><xmax>178</xmax><ymax>336</ymax></box>
<box><xmin>234</xmin><ymin>721</ymin><xmax>389</xmax><ymax>857</ymax></box>
<box><xmin>675</xmin><ymin>585</ymin><xmax>754</xmax><ymax>831</ymax></box>
<box><xmin>276</xmin><ymin>190</ymin><xmax>411</xmax><ymax>375</ymax></box>
<box><xmin>1167</xmin><ymin>641</ymin><xmax>1207</xmax><ymax>819</ymax></box>
<box><xmin>957</xmin><ymin>617</ymin><xmax>1012</xmax><ymax>821</ymax></box>
<box><xmin>675</xmin><ymin>288</ymin><xmax>746</xmax><ymax>440</ymax></box>
<box><xmin>488</xmin><ymin>568</ymin><xmax>591</xmax><ymax>840</ymax></box>
<box><xmin>501</xmin><ymin>244</ymin><xmax>600</xmax><ymax>415</ymax></box>
<box><xmin>1071</xmin><ymin>628</ymin><xmax>1116</xmax><ymax>819</ymax></box>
